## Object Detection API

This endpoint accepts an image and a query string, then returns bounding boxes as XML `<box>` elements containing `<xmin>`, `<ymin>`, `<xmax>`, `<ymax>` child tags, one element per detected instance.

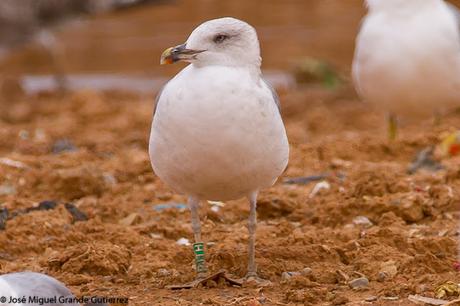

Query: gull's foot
<box><xmin>166</xmin><ymin>270</ymin><xmax>242</xmax><ymax>290</ymax></box>
<box><xmin>241</xmin><ymin>272</ymin><xmax>272</xmax><ymax>287</ymax></box>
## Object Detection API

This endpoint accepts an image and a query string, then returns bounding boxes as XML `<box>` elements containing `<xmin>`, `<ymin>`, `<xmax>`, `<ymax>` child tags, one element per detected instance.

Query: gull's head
<box><xmin>160</xmin><ymin>17</ymin><xmax>261</xmax><ymax>68</ymax></box>
<box><xmin>366</xmin><ymin>0</ymin><xmax>436</xmax><ymax>11</ymax></box>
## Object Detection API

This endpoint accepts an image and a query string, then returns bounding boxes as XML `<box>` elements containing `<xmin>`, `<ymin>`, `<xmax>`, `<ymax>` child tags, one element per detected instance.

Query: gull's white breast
<box><xmin>149</xmin><ymin>65</ymin><xmax>289</xmax><ymax>201</ymax></box>
<box><xmin>353</xmin><ymin>2</ymin><xmax>460</xmax><ymax>115</ymax></box>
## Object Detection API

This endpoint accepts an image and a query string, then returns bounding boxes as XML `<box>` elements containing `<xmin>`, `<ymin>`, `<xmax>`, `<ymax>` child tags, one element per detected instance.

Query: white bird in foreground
<box><xmin>353</xmin><ymin>0</ymin><xmax>460</xmax><ymax>139</ymax></box>
<box><xmin>149</xmin><ymin>17</ymin><xmax>289</xmax><ymax>285</ymax></box>
<box><xmin>0</xmin><ymin>272</ymin><xmax>106</xmax><ymax>305</ymax></box>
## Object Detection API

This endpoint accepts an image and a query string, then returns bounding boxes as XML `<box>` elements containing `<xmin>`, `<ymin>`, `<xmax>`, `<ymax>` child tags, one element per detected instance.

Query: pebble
<box><xmin>365</xmin><ymin>296</ymin><xmax>378</xmax><ymax>302</ymax></box>
<box><xmin>119</xmin><ymin>213</ymin><xmax>141</xmax><ymax>226</ymax></box>
<box><xmin>103</xmin><ymin>173</ymin><xmax>117</xmax><ymax>185</ymax></box>
<box><xmin>23</xmin><ymin>200</ymin><xmax>57</xmax><ymax>213</ymax></box>
<box><xmin>52</xmin><ymin>139</ymin><xmax>77</xmax><ymax>154</ymax></box>
<box><xmin>281</xmin><ymin>268</ymin><xmax>312</xmax><ymax>281</ymax></box>
<box><xmin>157</xmin><ymin>268</ymin><xmax>171</xmax><ymax>277</ymax></box>
<box><xmin>349</xmin><ymin>277</ymin><xmax>369</xmax><ymax>290</ymax></box>
<box><xmin>0</xmin><ymin>184</ymin><xmax>16</xmax><ymax>195</ymax></box>
<box><xmin>378</xmin><ymin>260</ymin><xmax>398</xmax><ymax>281</ymax></box>
<box><xmin>0</xmin><ymin>207</ymin><xmax>8</xmax><ymax>230</ymax></box>
<box><xmin>353</xmin><ymin>216</ymin><xmax>373</xmax><ymax>228</ymax></box>
<box><xmin>64</xmin><ymin>203</ymin><xmax>88</xmax><ymax>223</ymax></box>
<box><xmin>400</xmin><ymin>200</ymin><xmax>424</xmax><ymax>223</ymax></box>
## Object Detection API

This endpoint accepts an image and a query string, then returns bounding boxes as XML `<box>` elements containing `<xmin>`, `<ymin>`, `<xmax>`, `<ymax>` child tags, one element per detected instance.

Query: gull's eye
<box><xmin>213</xmin><ymin>34</ymin><xmax>229</xmax><ymax>44</ymax></box>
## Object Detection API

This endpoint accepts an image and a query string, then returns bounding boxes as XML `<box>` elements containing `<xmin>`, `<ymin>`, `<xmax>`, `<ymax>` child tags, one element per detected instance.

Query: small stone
<box><xmin>0</xmin><ymin>184</ymin><xmax>16</xmax><ymax>195</ymax></box>
<box><xmin>64</xmin><ymin>203</ymin><xmax>88</xmax><ymax>223</ymax></box>
<box><xmin>157</xmin><ymin>268</ymin><xmax>171</xmax><ymax>277</ymax></box>
<box><xmin>378</xmin><ymin>260</ymin><xmax>398</xmax><ymax>281</ymax></box>
<box><xmin>281</xmin><ymin>267</ymin><xmax>312</xmax><ymax>281</ymax></box>
<box><xmin>332</xmin><ymin>295</ymin><xmax>349</xmax><ymax>305</ymax></box>
<box><xmin>349</xmin><ymin>277</ymin><xmax>369</xmax><ymax>290</ymax></box>
<box><xmin>377</xmin><ymin>272</ymin><xmax>388</xmax><ymax>282</ymax></box>
<box><xmin>353</xmin><ymin>216</ymin><xmax>373</xmax><ymax>228</ymax></box>
<box><xmin>24</xmin><ymin>200</ymin><xmax>58</xmax><ymax>213</ymax></box>
<box><xmin>0</xmin><ymin>207</ymin><xmax>8</xmax><ymax>230</ymax></box>
<box><xmin>381</xmin><ymin>296</ymin><xmax>399</xmax><ymax>301</ymax></box>
<box><xmin>38</xmin><ymin>200</ymin><xmax>58</xmax><ymax>210</ymax></box>
<box><xmin>103</xmin><ymin>173</ymin><xmax>117</xmax><ymax>185</ymax></box>
<box><xmin>365</xmin><ymin>296</ymin><xmax>378</xmax><ymax>302</ymax></box>
<box><xmin>399</xmin><ymin>199</ymin><xmax>424</xmax><ymax>223</ymax></box>
<box><xmin>119</xmin><ymin>213</ymin><xmax>141</xmax><ymax>226</ymax></box>
<box><xmin>281</xmin><ymin>271</ymin><xmax>299</xmax><ymax>281</ymax></box>
<box><xmin>52</xmin><ymin>139</ymin><xmax>77</xmax><ymax>154</ymax></box>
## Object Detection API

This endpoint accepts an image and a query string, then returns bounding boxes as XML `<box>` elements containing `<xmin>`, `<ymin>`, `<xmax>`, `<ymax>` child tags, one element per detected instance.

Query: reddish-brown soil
<box><xmin>0</xmin><ymin>80</ymin><xmax>459</xmax><ymax>305</ymax></box>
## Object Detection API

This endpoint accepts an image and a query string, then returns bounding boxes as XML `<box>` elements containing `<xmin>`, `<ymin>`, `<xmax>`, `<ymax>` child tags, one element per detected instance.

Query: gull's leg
<box><xmin>387</xmin><ymin>112</ymin><xmax>398</xmax><ymax>141</ymax></box>
<box><xmin>247</xmin><ymin>191</ymin><xmax>258</xmax><ymax>277</ymax></box>
<box><xmin>244</xmin><ymin>192</ymin><xmax>270</xmax><ymax>285</ymax></box>
<box><xmin>188</xmin><ymin>196</ymin><xmax>208</xmax><ymax>279</ymax></box>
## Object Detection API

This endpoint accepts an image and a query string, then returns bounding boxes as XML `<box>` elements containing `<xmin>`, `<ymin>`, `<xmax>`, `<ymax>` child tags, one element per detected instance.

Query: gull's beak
<box><xmin>160</xmin><ymin>43</ymin><xmax>205</xmax><ymax>65</ymax></box>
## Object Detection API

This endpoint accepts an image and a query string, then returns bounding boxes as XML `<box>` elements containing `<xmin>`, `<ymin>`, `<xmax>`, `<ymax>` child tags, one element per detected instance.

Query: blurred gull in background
<box><xmin>0</xmin><ymin>272</ymin><xmax>107</xmax><ymax>305</ymax></box>
<box><xmin>0</xmin><ymin>0</ymin><xmax>163</xmax><ymax>90</ymax></box>
<box><xmin>353</xmin><ymin>0</ymin><xmax>460</xmax><ymax>139</ymax></box>
<box><xmin>150</xmin><ymin>17</ymin><xmax>289</xmax><ymax>287</ymax></box>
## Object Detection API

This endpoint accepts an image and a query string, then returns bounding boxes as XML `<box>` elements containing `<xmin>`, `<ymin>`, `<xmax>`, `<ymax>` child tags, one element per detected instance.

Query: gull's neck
<box><xmin>192</xmin><ymin>62</ymin><xmax>262</xmax><ymax>78</ymax></box>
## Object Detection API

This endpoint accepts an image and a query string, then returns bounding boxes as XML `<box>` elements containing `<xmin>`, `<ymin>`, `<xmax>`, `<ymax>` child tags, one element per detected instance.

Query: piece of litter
<box><xmin>407</xmin><ymin>146</ymin><xmax>443</xmax><ymax>174</ymax></box>
<box><xmin>153</xmin><ymin>202</ymin><xmax>187</xmax><ymax>211</ymax></box>
<box><xmin>176</xmin><ymin>238</ymin><xmax>190</xmax><ymax>246</ymax></box>
<box><xmin>435</xmin><ymin>281</ymin><xmax>460</xmax><ymax>299</ymax></box>
<box><xmin>408</xmin><ymin>294</ymin><xmax>448</xmax><ymax>306</ymax></box>
<box><xmin>0</xmin><ymin>158</ymin><xmax>27</xmax><ymax>169</ymax></box>
<box><xmin>210</xmin><ymin>206</ymin><xmax>220</xmax><ymax>213</ymax></box>
<box><xmin>284</xmin><ymin>174</ymin><xmax>328</xmax><ymax>185</ymax></box>
<box><xmin>440</xmin><ymin>131</ymin><xmax>460</xmax><ymax>157</ymax></box>
<box><xmin>309</xmin><ymin>181</ymin><xmax>331</xmax><ymax>198</ymax></box>
<box><xmin>453</xmin><ymin>261</ymin><xmax>460</xmax><ymax>271</ymax></box>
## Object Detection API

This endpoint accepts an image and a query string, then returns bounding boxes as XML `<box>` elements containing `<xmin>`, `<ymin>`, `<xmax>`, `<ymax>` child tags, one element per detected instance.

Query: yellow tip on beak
<box><xmin>160</xmin><ymin>47</ymin><xmax>175</xmax><ymax>65</ymax></box>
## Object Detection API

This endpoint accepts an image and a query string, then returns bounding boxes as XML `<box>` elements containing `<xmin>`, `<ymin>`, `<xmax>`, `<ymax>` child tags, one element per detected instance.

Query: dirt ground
<box><xmin>0</xmin><ymin>76</ymin><xmax>459</xmax><ymax>306</ymax></box>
